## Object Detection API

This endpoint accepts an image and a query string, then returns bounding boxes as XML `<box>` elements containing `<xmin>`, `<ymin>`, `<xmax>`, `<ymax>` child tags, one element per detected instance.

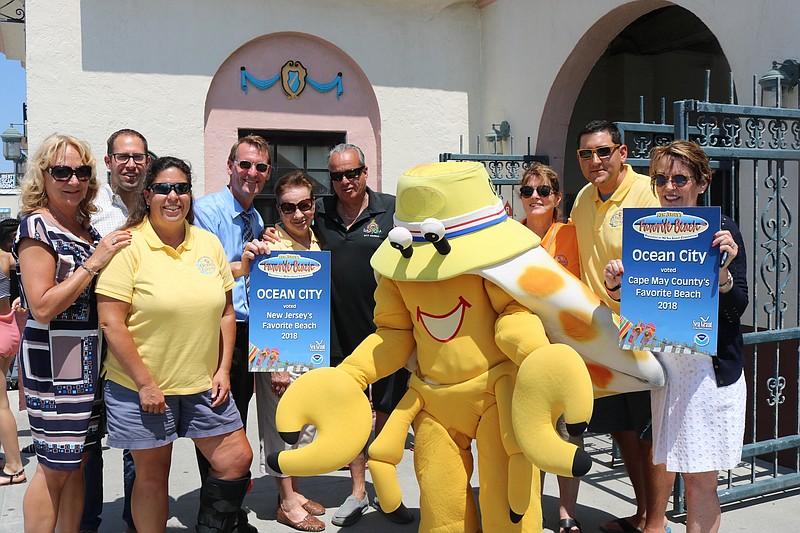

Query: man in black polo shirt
<box><xmin>314</xmin><ymin>143</ymin><xmax>410</xmax><ymax>527</ymax></box>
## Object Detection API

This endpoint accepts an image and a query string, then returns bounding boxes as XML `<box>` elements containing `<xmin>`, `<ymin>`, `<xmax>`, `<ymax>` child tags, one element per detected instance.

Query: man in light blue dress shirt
<box><xmin>193</xmin><ymin>135</ymin><xmax>272</xmax><ymax>533</ymax></box>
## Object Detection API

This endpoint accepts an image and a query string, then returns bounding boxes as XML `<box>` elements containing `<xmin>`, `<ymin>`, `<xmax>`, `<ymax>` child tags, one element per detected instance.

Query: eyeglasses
<box><xmin>148</xmin><ymin>182</ymin><xmax>192</xmax><ymax>195</ymax></box>
<box><xmin>519</xmin><ymin>184</ymin><xmax>553</xmax><ymax>198</ymax></box>
<box><xmin>110</xmin><ymin>153</ymin><xmax>148</xmax><ymax>164</ymax></box>
<box><xmin>235</xmin><ymin>160</ymin><xmax>271</xmax><ymax>173</ymax></box>
<box><xmin>654</xmin><ymin>174</ymin><xmax>691</xmax><ymax>188</ymax></box>
<box><xmin>329</xmin><ymin>166</ymin><xmax>364</xmax><ymax>182</ymax></box>
<box><xmin>278</xmin><ymin>198</ymin><xmax>315</xmax><ymax>215</ymax></box>
<box><xmin>48</xmin><ymin>165</ymin><xmax>93</xmax><ymax>181</ymax></box>
<box><xmin>576</xmin><ymin>144</ymin><xmax>621</xmax><ymax>160</ymax></box>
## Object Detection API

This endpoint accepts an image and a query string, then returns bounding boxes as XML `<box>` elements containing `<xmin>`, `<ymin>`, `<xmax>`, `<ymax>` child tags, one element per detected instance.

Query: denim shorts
<box><xmin>104</xmin><ymin>380</ymin><xmax>243</xmax><ymax>449</ymax></box>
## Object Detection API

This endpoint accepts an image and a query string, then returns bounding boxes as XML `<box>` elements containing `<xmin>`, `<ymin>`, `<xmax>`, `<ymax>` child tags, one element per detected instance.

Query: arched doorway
<box><xmin>204</xmin><ymin>31</ymin><xmax>381</xmax><ymax>223</ymax></box>
<box><xmin>536</xmin><ymin>3</ymin><xmax>732</xmax><ymax>211</ymax></box>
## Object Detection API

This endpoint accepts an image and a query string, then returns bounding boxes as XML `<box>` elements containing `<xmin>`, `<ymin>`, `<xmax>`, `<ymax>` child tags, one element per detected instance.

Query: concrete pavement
<box><xmin>2</xmin><ymin>391</ymin><xmax>799</xmax><ymax>532</ymax></box>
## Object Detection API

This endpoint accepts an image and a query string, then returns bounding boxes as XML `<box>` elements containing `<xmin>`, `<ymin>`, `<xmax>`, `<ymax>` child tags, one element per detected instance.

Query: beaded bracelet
<box><xmin>81</xmin><ymin>264</ymin><xmax>99</xmax><ymax>276</ymax></box>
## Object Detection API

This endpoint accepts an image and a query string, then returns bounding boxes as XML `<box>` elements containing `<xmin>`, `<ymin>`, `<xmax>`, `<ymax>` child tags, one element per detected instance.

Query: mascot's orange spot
<box><xmin>586</xmin><ymin>362</ymin><xmax>614</xmax><ymax>389</ymax></box>
<box><xmin>518</xmin><ymin>266</ymin><xmax>565</xmax><ymax>298</ymax></box>
<box><xmin>558</xmin><ymin>310</ymin><xmax>598</xmax><ymax>341</ymax></box>
<box><xmin>631</xmin><ymin>350</ymin><xmax>652</xmax><ymax>361</ymax></box>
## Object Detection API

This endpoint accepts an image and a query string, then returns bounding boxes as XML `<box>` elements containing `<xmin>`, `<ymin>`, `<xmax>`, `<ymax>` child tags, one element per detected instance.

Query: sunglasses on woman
<box><xmin>519</xmin><ymin>184</ymin><xmax>553</xmax><ymax>198</ymax></box>
<box><xmin>654</xmin><ymin>174</ymin><xmax>690</xmax><ymax>188</ymax></box>
<box><xmin>329</xmin><ymin>166</ymin><xmax>364</xmax><ymax>182</ymax></box>
<box><xmin>236</xmin><ymin>160</ymin><xmax>271</xmax><ymax>173</ymax></box>
<box><xmin>148</xmin><ymin>182</ymin><xmax>192</xmax><ymax>195</ymax></box>
<box><xmin>48</xmin><ymin>165</ymin><xmax>93</xmax><ymax>181</ymax></box>
<box><xmin>279</xmin><ymin>198</ymin><xmax>315</xmax><ymax>215</ymax></box>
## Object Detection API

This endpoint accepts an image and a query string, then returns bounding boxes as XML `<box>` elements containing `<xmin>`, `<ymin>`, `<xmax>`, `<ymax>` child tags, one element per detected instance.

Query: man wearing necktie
<box><xmin>193</xmin><ymin>135</ymin><xmax>272</xmax><ymax>532</ymax></box>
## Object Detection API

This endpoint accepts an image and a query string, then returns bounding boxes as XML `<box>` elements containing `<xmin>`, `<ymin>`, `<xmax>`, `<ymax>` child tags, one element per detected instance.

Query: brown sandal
<box><xmin>301</xmin><ymin>500</ymin><xmax>325</xmax><ymax>516</ymax></box>
<box><xmin>277</xmin><ymin>507</ymin><xmax>325</xmax><ymax>531</ymax></box>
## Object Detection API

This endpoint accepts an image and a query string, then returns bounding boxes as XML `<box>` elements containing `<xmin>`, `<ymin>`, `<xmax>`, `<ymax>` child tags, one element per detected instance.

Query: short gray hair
<box><xmin>329</xmin><ymin>143</ymin><xmax>365</xmax><ymax>166</ymax></box>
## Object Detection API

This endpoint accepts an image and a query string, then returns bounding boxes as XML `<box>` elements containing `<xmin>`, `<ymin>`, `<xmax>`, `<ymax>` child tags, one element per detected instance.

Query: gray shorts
<box><xmin>587</xmin><ymin>391</ymin><xmax>652</xmax><ymax>441</ymax></box>
<box><xmin>104</xmin><ymin>380</ymin><xmax>243</xmax><ymax>450</ymax></box>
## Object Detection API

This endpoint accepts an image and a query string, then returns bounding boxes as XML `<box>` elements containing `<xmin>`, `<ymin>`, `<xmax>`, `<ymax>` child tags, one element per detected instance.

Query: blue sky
<box><xmin>1</xmin><ymin>52</ymin><xmax>26</xmax><ymax>173</ymax></box>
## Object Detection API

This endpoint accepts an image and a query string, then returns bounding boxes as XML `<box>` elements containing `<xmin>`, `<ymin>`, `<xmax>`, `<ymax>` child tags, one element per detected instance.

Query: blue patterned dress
<box><xmin>14</xmin><ymin>213</ymin><xmax>103</xmax><ymax>470</ymax></box>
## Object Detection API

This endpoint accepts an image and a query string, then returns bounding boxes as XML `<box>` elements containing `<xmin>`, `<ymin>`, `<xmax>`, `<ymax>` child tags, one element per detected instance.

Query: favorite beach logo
<box><xmin>258</xmin><ymin>253</ymin><xmax>322</xmax><ymax>279</ymax></box>
<box><xmin>632</xmin><ymin>210</ymin><xmax>709</xmax><ymax>241</ymax></box>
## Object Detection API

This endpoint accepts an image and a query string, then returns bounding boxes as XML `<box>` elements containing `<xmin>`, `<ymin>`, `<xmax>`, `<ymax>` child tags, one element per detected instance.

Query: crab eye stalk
<box><xmin>389</xmin><ymin>227</ymin><xmax>414</xmax><ymax>258</ymax></box>
<box><xmin>421</xmin><ymin>218</ymin><xmax>451</xmax><ymax>256</ymax></box>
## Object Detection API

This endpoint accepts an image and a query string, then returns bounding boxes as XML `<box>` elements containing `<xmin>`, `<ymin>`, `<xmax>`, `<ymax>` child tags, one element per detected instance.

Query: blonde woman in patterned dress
<box><xmin>14</xmin><ymin>134</ymin><xmax>131</xmax><ymax>531</ymax></box>
<box><xmin>603</xmin><ymin>140</ymin><xmax>747</xmax><ymax>533</ymax></box>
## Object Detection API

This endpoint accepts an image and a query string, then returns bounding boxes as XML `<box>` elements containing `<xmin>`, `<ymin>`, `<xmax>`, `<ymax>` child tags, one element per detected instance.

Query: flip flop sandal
<box><xmin>559</xmin><ymin>517</ymin><xmax>582</xmax><ymax>533</ymax></box>
<box><xmin>0</xmin><ymin>469</ymin><xmax>26</xmax><ymax>486</ymax></box>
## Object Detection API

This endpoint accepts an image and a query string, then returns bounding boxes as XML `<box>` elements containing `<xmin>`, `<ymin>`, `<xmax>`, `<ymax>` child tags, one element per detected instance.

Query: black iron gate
<box><xmin>618</xmin><ymin>79</ymin><xmax>800</xmax><ymax>512</ymax></box>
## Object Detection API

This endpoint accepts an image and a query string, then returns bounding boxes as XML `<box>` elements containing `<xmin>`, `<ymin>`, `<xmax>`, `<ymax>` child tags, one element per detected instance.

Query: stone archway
<box><xmin>535</xmin><ymin>2</ymin><xmax>732</xmax><ymax>206</ymax></box>
<box><xmin>204</xmin><ymin>32</ymin><xmax>382</xmax><ymax>194</ymax></box>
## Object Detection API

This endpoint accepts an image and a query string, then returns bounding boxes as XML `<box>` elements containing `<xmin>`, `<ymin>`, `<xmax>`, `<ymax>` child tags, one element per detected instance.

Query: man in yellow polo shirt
<box><xmin>570</xmin><ymin>120</ymin><xmax>661</xmax><ymax>533</ymax></box>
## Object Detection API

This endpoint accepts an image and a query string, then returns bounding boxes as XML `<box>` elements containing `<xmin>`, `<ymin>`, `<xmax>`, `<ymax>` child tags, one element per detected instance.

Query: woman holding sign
<box><xmin>96</xmin><ymin>157</ymin><xmax>253</xmax><ymax>532</ymax></box>
<box><xmin>603</xmin><ymin>140</ymin><xmax>747</xmax><ymax>533</ymax></box>
<box><xmin>255</xmin><ymin>171</ymin><xmax>325</xmax><ymax>532</ymax></box>
<box><xmin>519</xmin><ymin>163</ymin><xmax>583</xmax><ymax>533</ymax></box>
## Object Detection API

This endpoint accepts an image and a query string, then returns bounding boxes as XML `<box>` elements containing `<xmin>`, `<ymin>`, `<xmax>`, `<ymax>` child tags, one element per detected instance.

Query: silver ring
<box><xmin>112</xmin><ymin>237</ymin><xmax>117</xmax><ymax>245</ymax></box>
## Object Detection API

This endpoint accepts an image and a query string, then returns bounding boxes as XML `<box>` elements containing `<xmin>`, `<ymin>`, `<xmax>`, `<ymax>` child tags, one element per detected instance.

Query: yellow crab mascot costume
<box><xmin>268</xmin><ymin>162</ymin><xmax>665</xmax><ymax>533</ymax></box>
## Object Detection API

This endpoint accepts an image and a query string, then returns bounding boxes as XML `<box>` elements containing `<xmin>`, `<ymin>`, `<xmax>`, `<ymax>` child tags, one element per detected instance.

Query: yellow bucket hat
<box><xmin>371</xmin><ymin>162</ymin><xmax>540</xmax><ymax>281</ymax></box>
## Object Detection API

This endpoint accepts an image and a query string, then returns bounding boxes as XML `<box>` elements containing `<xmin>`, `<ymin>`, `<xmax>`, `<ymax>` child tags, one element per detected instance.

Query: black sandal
<box><xmin>559</xmin><ymin>517</ymin><xmax>582</xmax><ymax>533</ymax></box>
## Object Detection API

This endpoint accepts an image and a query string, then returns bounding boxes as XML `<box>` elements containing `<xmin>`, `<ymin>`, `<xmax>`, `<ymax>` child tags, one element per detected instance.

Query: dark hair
<box><xmin>519</xmin><ymin>162</ymin><xmax>563</xmax><ymax>221</ymax></box>
<box><xmin>274</xmin><ymin>170</ymin><xmax>315</xmax><ymax>200</ymax></box>
<box><xmin>576</xmin><ymin>120</ymin><xmax>622</xmax><ymax>146</ymax></box>
<box><xmin>124</xmin><ymin>156</ymin><xmax>194</xmax><ymax>229</ymax></box>
<box><xmin>0</xmin><ymin>217</ymin><xmax>20</xmax><ymax>252</ymax></box>
<box><xmin>228</xmin><ymin>135</ymin><xmax>271</xmax><ymax>163</ymax></box>
<box><xmin>649</xmin><ymin>140</ymin><xmax>712</xmax><ymax>196</ymax></box>
<box><xmin>107</xmin><ymin>129</ymin><xmax>148</xmax><ymax>155</ymax></box>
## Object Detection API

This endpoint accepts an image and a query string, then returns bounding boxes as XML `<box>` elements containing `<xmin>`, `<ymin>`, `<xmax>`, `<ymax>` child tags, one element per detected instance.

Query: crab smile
<box><xmin>416</xmin><ymin>296</ymin><xmax>472</xmax><ymax>343</ymax></box>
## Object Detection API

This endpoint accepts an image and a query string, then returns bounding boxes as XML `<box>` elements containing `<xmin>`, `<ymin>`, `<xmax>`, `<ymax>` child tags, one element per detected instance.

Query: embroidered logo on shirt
<box><xmin>609</xmin><ymin>209</ymin><xmax>624</xmax><ymax>228</ymax></box>
<box><xmin>364</xmin><ymin>219</ymin><xmax>382</xmax><ymax>235</ymax></box>
<box><xmin>196</xmin><ymin>256</ymin><xmax>217</xmax><ymax>275</ymax></box>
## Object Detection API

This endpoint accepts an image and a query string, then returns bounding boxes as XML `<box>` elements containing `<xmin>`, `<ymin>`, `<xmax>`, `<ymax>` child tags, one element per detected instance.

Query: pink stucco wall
<box><xmin>204</xmin><ymin>32</ymin><xmax>382</xmax><ymax>194</ymax></box>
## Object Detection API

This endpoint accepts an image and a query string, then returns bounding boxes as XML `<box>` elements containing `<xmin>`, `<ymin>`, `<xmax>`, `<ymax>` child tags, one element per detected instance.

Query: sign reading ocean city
<box><xmin>620</xmin><ymin>207</ymin><xmax>721</xmax><ymax>356</ymax></box>
<box><xmin>248</xmin><ymin>251</ymin><xmax>331</xmax><ymax>372</ymax></box>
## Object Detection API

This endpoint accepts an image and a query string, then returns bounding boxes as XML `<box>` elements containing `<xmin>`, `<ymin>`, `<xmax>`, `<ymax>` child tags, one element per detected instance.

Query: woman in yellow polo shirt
<box><xmin>255</xmin><ymin>170</ymin><xmax>325</xmax><ymax>532</ymax></box>
<box><xmin>96</xmin><ymin>156</ymin><xmax>253</xmax><ymax>533</ymax></box>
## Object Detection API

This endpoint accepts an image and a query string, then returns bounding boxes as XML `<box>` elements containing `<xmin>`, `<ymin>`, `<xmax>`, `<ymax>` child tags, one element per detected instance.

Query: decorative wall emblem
<box><xmin>241</xmin><ymin>61</ymin><xmax>344</xmax><ymax>100</ymax></box>
<box><xmin>281</xmin><ymin>61</ymin><xmax>307</xmax><ymax>99</ymax></box>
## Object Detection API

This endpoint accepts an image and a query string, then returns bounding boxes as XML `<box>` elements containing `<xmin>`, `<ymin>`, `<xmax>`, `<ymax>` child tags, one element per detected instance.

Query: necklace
<box><xmin>45</xmin><ymin>207</ymin><xmax>88</xmax><ymax>240</ymax></box>
<box><xmin>338</xmin><ymin>196</ymin><xmax>368</xmax><ymax>225</ymax></box>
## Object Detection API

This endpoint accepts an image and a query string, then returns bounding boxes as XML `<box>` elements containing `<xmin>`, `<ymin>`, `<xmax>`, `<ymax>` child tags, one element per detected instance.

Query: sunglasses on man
<box><xmin>235</xmin><ymin>160</ymin><xmax>271</xmax><ymax>173</ymax></box>
<box><xmin>148</xmin><ymin>182</ymin><xmax>192</xmax><ymax>195</ymax></box>
<box><xmin>329</xmin><ymin>166</ymin><xmax>365</xmax><ymax>182</ymax></box>
<box><xmin>519</xmin><ymin>184</ymin><xmax>553</xmax><ymax>198</ymax></box>
<box><xmin>278</xmin><ymin>198</ymin><xmax>315</xmax><ymax>215</ymax></box>
<box><xmin>576</xmin><ymin>144</ymin><xmax>621</xmax><ymax>160</ymax></box>
<box><xmin>48</xmin><ymin>165</ymin><xmax>93</xmax><ymax>181</ymax></box>
<box><xmin>653</xmin><ymin>174</ymin><xmax>691</xmax><ymax>188</ymax></box>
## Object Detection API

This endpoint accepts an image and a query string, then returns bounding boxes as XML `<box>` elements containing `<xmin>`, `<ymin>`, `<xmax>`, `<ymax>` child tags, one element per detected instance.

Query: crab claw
<box><xmin>267</xmin><ymin>367</ymin><xmax>373</xmax><ymax>476</ymax></box>
<box><xmin>512</xmin><ymin>344</ymin><xmax>594</xmax><ymax>478</ymax></box>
